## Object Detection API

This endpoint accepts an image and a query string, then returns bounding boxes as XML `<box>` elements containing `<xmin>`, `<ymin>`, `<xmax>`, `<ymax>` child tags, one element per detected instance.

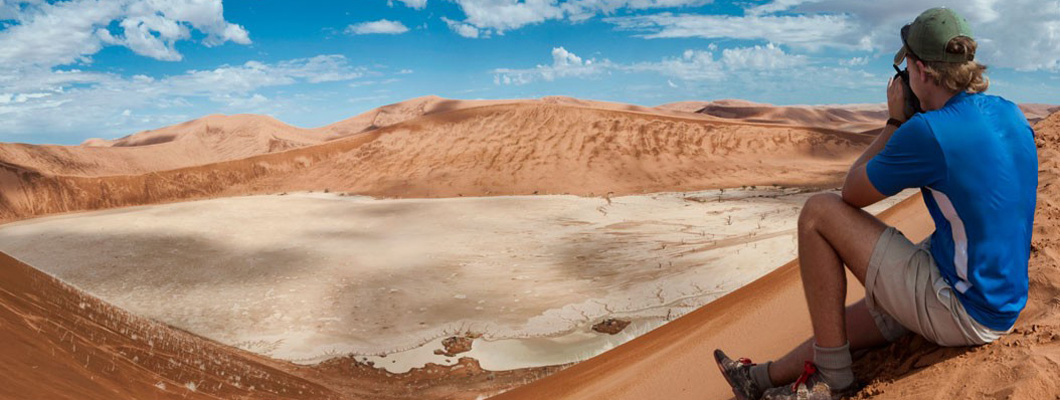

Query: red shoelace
<box><xmin>792</xmin><ymin>361</ymin><xmax>817</xmax><ymax>391</ymax></box>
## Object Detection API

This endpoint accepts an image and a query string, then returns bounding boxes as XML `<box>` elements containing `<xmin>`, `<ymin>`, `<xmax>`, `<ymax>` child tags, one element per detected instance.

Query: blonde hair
<box><xmin>910</xmin><ymin>36</ymin><xmax>989</xmax><ymax>93</ymax></box>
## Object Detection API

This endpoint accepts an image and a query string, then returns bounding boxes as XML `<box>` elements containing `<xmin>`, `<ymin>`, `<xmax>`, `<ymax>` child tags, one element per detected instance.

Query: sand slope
<box><xmin>0</xmin><ymin>252</ymin><xmax>338</xmax><ymax>400</ymax></box>
<box><xmin>492</xmin><ymin>112</ymin><xmax>1060</xmax><ymax>400</ymax></box>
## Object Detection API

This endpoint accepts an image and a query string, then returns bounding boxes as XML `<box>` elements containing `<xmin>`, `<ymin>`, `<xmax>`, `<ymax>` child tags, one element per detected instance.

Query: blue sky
<box><xmin>1</xmin><ymin>0</ymin><xmax>1058</xmax><ymax>144</ymax></box>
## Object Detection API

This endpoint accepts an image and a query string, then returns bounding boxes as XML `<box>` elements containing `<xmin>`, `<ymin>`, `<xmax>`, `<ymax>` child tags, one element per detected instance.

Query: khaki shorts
<box><xmin>865</xmin><ymin>227</ymin><xmax>1009</xmax><ymax>346</ymax></box>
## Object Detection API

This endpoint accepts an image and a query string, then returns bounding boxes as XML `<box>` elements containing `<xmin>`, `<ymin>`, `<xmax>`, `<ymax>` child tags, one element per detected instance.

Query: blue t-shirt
<box><xmin>866</xmin><ymin>91</ymin><xmax>1037</xmax><ymax>331</ymax></box>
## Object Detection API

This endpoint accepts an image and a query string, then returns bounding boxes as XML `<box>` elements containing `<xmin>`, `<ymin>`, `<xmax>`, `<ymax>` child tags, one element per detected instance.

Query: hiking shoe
<box><xmin>714</xmin><ymin>349</ymin><xmax>765</xmax><ymax>400</ymax></box>
<box><xmin>761</xmin><ymin>361</ymin><xmax>858</xmax><ymax>400</ymax></box>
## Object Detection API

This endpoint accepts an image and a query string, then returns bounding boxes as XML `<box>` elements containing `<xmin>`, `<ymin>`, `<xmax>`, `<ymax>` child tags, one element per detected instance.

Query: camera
<box><xmin>892</xmin><ymin>64</ymin><xmax>923</xmax><ymax>118</ymax></box>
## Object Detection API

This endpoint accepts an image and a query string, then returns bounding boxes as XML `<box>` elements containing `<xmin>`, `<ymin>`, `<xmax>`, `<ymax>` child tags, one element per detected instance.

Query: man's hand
<box><xmin>887</xmin><ymin>75</ymin><xmax>908</xmax><ymax>122</ymax></box>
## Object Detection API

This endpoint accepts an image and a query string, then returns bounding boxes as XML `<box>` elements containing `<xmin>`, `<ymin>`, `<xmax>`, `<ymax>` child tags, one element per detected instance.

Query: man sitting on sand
<box><xmin>714</xmin><ymin>8</ymin><xmax>1037</xmax><ymax>400</ymax></box>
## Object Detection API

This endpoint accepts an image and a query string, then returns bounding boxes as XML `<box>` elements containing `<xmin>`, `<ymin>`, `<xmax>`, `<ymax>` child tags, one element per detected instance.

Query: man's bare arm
<box><xmin>842</xmin><ymin>76</ymin><xmax>908</xmax><ymax>208</ymax></box>
<box><xmin>842</xmin><ymin>125</ymin><xmax>893</xmax><ymax>208</ymax></box>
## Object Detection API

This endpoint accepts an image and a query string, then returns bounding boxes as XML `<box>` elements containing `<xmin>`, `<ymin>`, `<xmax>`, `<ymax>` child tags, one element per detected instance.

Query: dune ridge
<box><xmin>657</xmin><ymin>99</ymin><xmax>890</xmax><ymax>134</ymax></box>
<box><xmin>0</xmin><ymin>100</ymin><xmax>876</xmax><ymax>224</ymax></box>
<box><xmin>4</xmin><ymin>114</ymin><xmax>322</xmax><ymax>178</ymax></box>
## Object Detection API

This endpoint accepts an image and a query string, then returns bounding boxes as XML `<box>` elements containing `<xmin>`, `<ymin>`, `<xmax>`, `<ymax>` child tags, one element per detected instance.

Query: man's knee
<box><xmin>798</xmin><ymin>193</ymin><xmax>844</xmax><ymax>232</ymax></box>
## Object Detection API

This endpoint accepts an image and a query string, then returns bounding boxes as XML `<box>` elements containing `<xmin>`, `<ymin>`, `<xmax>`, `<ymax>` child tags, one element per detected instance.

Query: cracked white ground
<box><xmin>0</xmin><ymin>188</ymin><xmax>912</xmax><ymax>373</ymax></box>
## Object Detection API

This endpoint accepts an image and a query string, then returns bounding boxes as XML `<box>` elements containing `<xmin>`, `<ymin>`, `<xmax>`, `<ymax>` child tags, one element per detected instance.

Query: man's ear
<box><xmin>914</xmin><ymin>60</ymin><xmax>929</xmax><ymax>84</ymax></box>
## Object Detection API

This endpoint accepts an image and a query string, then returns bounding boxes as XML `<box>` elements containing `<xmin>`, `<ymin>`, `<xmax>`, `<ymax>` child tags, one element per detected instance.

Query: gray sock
<box><xmin>750</xmin><ymin>361</ymin><xmax>776</xmax><ymax>390</ymax></box>
<box><xmin>813</xmin><ymin>342</ymin><xmax>854</xmax><ymax>390</ymax></box>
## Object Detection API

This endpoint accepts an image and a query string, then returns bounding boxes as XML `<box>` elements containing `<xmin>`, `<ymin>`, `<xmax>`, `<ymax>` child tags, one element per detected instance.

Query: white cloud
<box><xmin>839</xmin><ymin>56</ymin><xmax>869</xmax><ymax>67</ymax></box>
<box><xmin>348</xmin><ymin>78</ymin><xmax>401</xmax><ymax>89</ymax></box>
<box><xmin>390</xmin><ymin>0</ymin><xmax>428</xmax><ymax>9</ymax></box>
<box><xmin>214</xmin><ymin>93</ymin><xmax>270</xmax><ymax>108</ymax></box>
<box><xmin>571</xmin><ymin>43</ymin><xmax>803</xmax><ymax>81</ymax></box>
<box><xmin>0</xmin><ymin>0</ymin><xmax>250</xmax><ymax>68</ymax></box>
<box><xmin>442</xmin><ymin>17</ymin><xmax>482</xmax><ymax>38</ymax></box>
<box><xmin>116</xmin><ymin>14</ymin><xmax>191</xmax><ymax>61</ymax></box>
<box><xmin>493</xmin><ymin>44</ymin><xmax>873</xmax><ymax>95</ymax></box>
<box><xmin>794</xmin><ymin>0</ymin><xmax>1060</xmax><ymax>71</ymax></box>
<box><xmin>130</xmin><ymin>55</ymin><xmax>365</xmax><ymax>96</ymax></box>
<box><xmin>605</xmin><ymin>12</ymin><xmax>867</xmax><ymax>51</ymax></box>
<box><xmin>276</xmin><ymin>55</ymin><xmax>368</xmax><ymax>83</ymax></box>
<box><xmin>441</xmin><ymin>0</ymin><xmax>709</xmax><ymax>37</ymax></box>
<box><xmin>454</xmin><ymin>0</ymin><xmax>564</xmax><ymax>34</ymax></box>
<box><xmin>493</xmin><ymin>43</ymin><xmax>809</xmax><ymax>85</ymax></box>
<box><xmin>628</xmin><ymin>49</ymin><xmax>723</xmax><ymax>81</ymax></box>
<box><xmin>493</xmin><ymin>47</ymin><xmax>611</xmax><ymax>84</ymax></box>
<box><xmin>345</xmin><ymin>19</ymin><xmax>410</xmax><ymax>35</ymax></box>
<box><xmin>607</xmin><ymin>0</ymin><xmax>1060</xmax><ymax>71</ymax></box>
<box><xmin>744</xmin><ymin>0</ymin><xmax>816</xmax><ymax>16</ymax></box>
<box><xmin>0</xmin><ymin>55</ymin><xmax>368</xmax><ymax>140</ymax></box>
<box><xmin>721</xmin><ymin>43</ymin><xmax>807</xmax><ymax>70</ymax></box>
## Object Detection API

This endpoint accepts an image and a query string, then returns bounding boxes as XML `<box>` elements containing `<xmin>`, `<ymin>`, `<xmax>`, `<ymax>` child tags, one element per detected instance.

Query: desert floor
<box><xmin>0</xmin><ymin>188</ymin><xmax>912</xmax><ymax>375</ymax></box>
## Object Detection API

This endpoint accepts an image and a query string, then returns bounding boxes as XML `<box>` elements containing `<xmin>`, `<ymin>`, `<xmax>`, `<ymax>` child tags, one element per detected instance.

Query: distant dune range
<box><xmin>660</xmin><ymin>100</ymin><xmax>1059</xmax><ymax>133</ymax></box>
<box><xmin>657</xmin><ymin>99</ymin><xmax>890</xmax><ymax>134</ymax></box>
<box><xmin>1</xmin><ymin>96</ymin><xmax>1058</xmax><ymax>400</ymax></box>
<box><xmin>0</xmin><ymin>96</ymin><xmax>882</xmax><ymax>223</ymax></box>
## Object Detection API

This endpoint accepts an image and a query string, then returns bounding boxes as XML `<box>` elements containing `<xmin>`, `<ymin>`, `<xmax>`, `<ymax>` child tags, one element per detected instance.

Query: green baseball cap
<box><xmin>894</xmin><ymin>7</ymin><xmax>974</xmax><ymax>65</ymax></box>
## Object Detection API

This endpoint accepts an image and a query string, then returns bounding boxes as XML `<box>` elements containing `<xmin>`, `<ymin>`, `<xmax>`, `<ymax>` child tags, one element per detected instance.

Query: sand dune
<box><xmin>1</xmin><ymin>114</ymin><xmax>323</xmax><ymax>178</ymax></box>
<box><xmin>0</xmin><ymin>100</ymin><xmax>876</xmax><ymax>223</ymax></box>
<box><xmin>318</xmin><ymin>95</ymin><xmax>722</xmax><ymax>140</ymax></box>
<box><xmin>4</xmin><ymin>97</ymin><xmax>501</xmax><ymax>178</ymax></box>
<box><xmin>658</xmin><ymin>99</ymin><xmax>890</xmax><ymax>134</ymax></box>
<box><xmin>318</xmin><ymin>95</ymin><xmax>524</xmax><ymax>139</ymax></box>
<box><xmin>86</xmin><ymin>114</ymin><xmax>319</xmax><ymax>149</ymax></box>
<box><xmin>1020</xmin><ymin>103</ymin><xmax>1060</xmax><ymax>125</ymax></box>
<box><xmin>661</xmin><ymin>99</ymin><xmax>1057</xmax><ymax>136</ymax></box>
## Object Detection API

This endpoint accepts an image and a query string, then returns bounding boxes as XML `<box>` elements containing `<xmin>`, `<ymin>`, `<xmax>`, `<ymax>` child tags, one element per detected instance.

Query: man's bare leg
<box><xmin>766</xmin><ymin>193</ymin><xmax>890</xmax><ymax>386</ymax></box>
<box><xmin>767</xmin><ymin>300</ymin><xmax>889</xmax><ymax>385</ymax></box>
